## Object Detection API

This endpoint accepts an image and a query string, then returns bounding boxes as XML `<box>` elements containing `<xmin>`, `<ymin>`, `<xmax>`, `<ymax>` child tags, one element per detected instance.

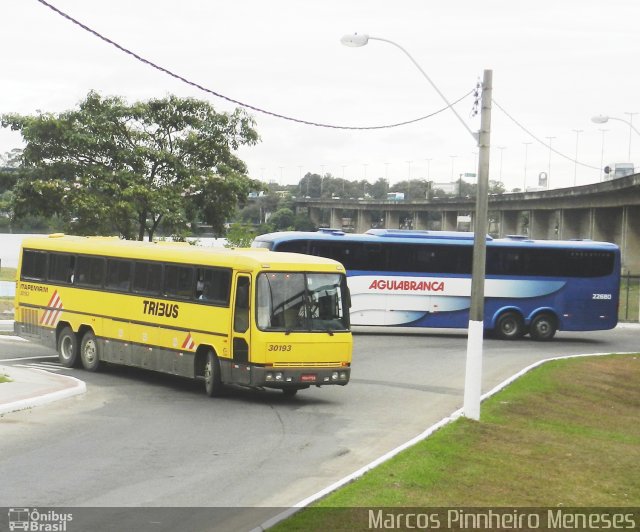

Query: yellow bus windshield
<box><xmin>256</xmin><ymin>272</ymin><xmax>349</xmax><ymax>333</ymax></box>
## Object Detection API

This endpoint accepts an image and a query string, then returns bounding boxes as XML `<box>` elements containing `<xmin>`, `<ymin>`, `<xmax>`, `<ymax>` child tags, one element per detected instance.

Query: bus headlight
<box><xmin>339</xmin><ymin>371</ymin><xmax>348</xmax><ymax>380</ymax></box>
<box><xmin>331</xmin><ymin>372</ymin><xmax>339</xmax><ymax>381</ymax></box>
<box><xmin>275</xmin><ymin>372</ymin><xmax>283</xmax><ymax>381</ymax></box>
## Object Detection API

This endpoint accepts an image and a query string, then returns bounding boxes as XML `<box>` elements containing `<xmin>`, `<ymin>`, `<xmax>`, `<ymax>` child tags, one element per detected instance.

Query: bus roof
<box><xmin>21</xmin><ymin>234</ymin><xmax>346</xmax><ymax>272</ymax></box>
<box><xmin>254</xmin><ymin>229</ymin><xmax>620</xmax><ymax>251</ymax></box>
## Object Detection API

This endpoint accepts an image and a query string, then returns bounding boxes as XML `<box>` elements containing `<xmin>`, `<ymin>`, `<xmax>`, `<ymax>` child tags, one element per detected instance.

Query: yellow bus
<box><xmin>14</xmin><ymin>235</ymin><xmax>352</xmax><ymax>397</ymax></box>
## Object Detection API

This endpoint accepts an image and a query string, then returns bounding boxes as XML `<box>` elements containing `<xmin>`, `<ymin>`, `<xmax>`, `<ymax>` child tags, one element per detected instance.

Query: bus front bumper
<box><xmin>251</xmin><ymin>365</ymin><xmax>351</xmax><ymax>389</ymax></box>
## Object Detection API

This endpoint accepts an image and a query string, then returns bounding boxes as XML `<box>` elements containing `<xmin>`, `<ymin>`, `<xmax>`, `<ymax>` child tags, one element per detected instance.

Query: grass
<box><xmin>274</xmin><ymin>355</ymin><xmax>640</xmax><ymax>531</ymax></box>
<box><xmin>0</xmin><ymin>374</ymin><xmax>11</xmax><ymax>384</ymax></box>
<box><xmin>0</xmin><ymin>267</ymin><xmax>16</xmax><ymax>320</ymax></box>
<box><xmin>0</xmin><ymin>267</ymin><xmax>16</xmax><ymax>281</ymax></box>
<box><xmin>0</xmin><ymin>297</ymin><xmax>14</xmax><ymax>319</ymax></box>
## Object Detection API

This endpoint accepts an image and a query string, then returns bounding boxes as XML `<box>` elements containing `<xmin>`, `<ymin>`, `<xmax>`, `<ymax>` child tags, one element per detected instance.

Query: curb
<box><xmin>0</xmin><ymin>367</ymin><xmax>87</xmax><ymax>416</ymax></box>
<box><xmin>253</xmin><ymin>350</ymin><xmax>639</xmax><ymax>531</ymax></box>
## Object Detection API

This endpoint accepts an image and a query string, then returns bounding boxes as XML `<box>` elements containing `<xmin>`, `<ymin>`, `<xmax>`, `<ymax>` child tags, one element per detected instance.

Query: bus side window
<box><xmin>48</xmin><ymin>253</ymin><xmax>75</xmax><ymax>284</ymax></box>
<box><xmin>133</xmin><ymin>261</ymin><xmax>162</xmax><ymax>295</ymax></box>
<box><xmin>196</xmin><ymin>267</ymin><xmax>231</xmax><ymax>305</ymax></box>
<box><xmin>106</xmin><ymin>259</ymin><xmax>132</xmax><ymax>292</ymax></box>
<box><xmin>75</xmin><ymin>256</ymin><xmax>106</xmax><ymax>287</ymax></box>
<box><xmin>21</xmin><ymin>250</ymin><xmax>47</xmax><ymax>280</ymax></box>
<box><xmin>164</xmin><ymin>265</ymin><xmax>194</xmax><ymax>299</ymax></box>
<box><xmin>278</xmin><ymin>240</ymin><xmax>308</xmax><ymax>254</ymax></box>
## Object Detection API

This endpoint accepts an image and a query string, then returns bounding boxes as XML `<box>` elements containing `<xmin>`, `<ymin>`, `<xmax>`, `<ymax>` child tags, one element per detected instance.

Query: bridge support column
<box><xmin>560</xmin><ymin>208</ymin><xmax>593</xmax><ymax>239</ymax></box>
<box><xmin>530</xmin><ymin>210</ymin><xmax>560</xmax><ymax>239</ymax></box>
<box><xmin>329</xmin><ymin>208</ymin><xmax>342</xmax><ymax>229</ymax></box>
<box><xmin>308</xmin><ymin>206</ymin><xmax>322</xmax><ymax>228</ymax></box>
<box><xmin>593</xmin><ymin>207</ymin><xmax>623</xmax><ymax>244</ymax></box>
<box><xmin>499</xmin><ymin>211</ymin><xmax>519</xmax><ymax>236</ymax></box>
<box><xmin>622</xmin><ymin>205</ymin><xmax>640</xmax><ymax>273</ymax></box>
<box><xmin>442</xmin><ymin>211</ymin><xmax>457</xmax><ymax>231</ymax></box>
<box><xmin>517</xmin><ymin>210</ymin><xmax>531</xmax><ymax>236</ymax></box>
<box><xmin>385</xmin><ymin>210</ymin><xmax>401</xmax><ymax>229</ymax></box>
<box><xmin>355</xmin><ymin>210</ymin><xmax>371</xmax><ymax>233</ymax></box>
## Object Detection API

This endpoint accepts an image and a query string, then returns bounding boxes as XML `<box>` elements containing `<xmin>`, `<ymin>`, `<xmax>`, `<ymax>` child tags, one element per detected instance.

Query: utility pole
<box><xmin>463</xmin><ymin>69</ymin><xmax>492</xmax><ymax>421</ymax></box>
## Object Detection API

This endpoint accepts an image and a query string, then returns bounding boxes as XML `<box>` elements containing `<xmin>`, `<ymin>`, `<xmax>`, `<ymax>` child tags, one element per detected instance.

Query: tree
<box><xmin>268</xmin><ymin>207</ymin><xmax>295</xmax><ymax>230</ymax></box>
<box><xmin>224</xmin><ymin>223</ymin><xmax>257</xmax><ymax>248</ymax></box>
<box><xmin>2</xmin><ymin>91</ymin><xmax>260</xmax><ymax>240</ymax></box>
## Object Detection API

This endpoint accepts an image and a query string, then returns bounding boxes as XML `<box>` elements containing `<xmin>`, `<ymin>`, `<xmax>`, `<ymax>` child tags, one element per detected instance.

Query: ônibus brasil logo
<box><xmin>8</xmin><ymin>508</ymin><xmax>73</xmax><ymax>531</ymax></box>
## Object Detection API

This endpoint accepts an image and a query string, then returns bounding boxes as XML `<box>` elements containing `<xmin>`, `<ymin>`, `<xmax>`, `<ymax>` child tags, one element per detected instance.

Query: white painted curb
<box><xmin>254</xmin><ymin>350</ymin><xmax>639</xmax><ymax>531</ymax></box>
<box><xmin>0</xmin><ymin>368</ymin><xmax>87</xmax><ymax>415</ymax></box>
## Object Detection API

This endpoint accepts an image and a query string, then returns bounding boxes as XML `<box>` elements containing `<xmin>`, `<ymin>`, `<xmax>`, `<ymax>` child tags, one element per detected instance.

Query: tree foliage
<box><xmin>1</xmin><ymin>91</ymin><xmax>260</xmax><ymax>240</ymax></box>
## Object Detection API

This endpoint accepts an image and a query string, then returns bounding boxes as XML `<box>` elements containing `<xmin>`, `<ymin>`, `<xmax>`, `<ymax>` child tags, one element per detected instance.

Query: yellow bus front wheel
<box><xmin>204</xmin><ymin>350</ymin><xmax>224</xmax><ymax>397</ymax></box>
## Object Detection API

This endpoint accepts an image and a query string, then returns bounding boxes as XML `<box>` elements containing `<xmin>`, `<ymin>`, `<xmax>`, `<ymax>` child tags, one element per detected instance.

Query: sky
<box><xmin>2</xmin><ymin>0</ymin><xmax>640</xmax><ymax>192</ymax></box>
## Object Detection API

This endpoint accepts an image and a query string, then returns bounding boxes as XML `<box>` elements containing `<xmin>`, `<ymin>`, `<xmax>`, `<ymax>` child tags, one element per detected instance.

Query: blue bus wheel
<box><xmin>494</xmin><ymin>311</ymin><xmax>525</xmax><ymax>340</ymax></box>
<box><xmin>529</xmin><ymin>313</ymin><xmax>557</xmax><ymax>341</ymax></box>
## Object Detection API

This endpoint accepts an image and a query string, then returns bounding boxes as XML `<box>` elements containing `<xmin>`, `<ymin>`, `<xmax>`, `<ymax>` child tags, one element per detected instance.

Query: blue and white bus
<box><xmin>252</xmin><ymin>229</ymin><xmax>621</xmax><ymax>340</ymax></box>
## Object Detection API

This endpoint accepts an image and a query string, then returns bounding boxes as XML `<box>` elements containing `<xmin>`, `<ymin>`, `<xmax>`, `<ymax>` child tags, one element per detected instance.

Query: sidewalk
<box><xmin>0</xmin><ymin>363</ymin><xmax>86</xmax><ymax>416</ymax></box>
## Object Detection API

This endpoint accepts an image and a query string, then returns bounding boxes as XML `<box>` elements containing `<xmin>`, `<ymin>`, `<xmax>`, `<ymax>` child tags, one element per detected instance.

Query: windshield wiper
<box><xmin>323</xmin><ymin>325</ymin><xmax>334</xmax><ymax>336</ymax></box>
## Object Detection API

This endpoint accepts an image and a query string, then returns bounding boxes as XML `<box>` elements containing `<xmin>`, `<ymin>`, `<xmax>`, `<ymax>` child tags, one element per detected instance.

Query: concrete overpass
<box><xmin>293</xmin><ymin>173</ymin><xmax>640</xmax><ymax>273</ymax></box>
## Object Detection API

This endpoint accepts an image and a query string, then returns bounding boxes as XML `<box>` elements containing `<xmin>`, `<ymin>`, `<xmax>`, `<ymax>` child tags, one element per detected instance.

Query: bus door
<box><xmin>231</xmin><ymin>274</ymin><xmax>251</xmax><ymax>384</ymax></box>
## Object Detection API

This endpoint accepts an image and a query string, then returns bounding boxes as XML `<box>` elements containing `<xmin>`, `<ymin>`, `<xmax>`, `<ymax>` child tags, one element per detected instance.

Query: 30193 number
<box><xmin>267</xmin><ymin>344</ymin><xmax>292</xmax><ymax>352</ymax></box>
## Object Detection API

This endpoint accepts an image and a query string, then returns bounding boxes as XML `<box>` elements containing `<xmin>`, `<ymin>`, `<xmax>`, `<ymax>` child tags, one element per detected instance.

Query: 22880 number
<box><xmin>592</xmin><ymin>293</ymin><xmax>612</xmax><ymax>300</ymax></box>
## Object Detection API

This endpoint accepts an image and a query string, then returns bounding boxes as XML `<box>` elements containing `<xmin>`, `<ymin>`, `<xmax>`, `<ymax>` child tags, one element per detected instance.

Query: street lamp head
<box><xmin>340</xmin><ymin>33</ymin><xmax>370</xmax><ymax>47</ymax></box>
<box><xmin>591</xmin><ymin>115</ymin><xmax>610</xmax><ymax>124</ymax></box>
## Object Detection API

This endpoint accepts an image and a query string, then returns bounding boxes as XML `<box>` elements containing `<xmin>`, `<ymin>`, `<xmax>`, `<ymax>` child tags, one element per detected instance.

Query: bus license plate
<box><xmin>301</xmin><ymin>374</ymin><xmax>317</xmax><ymax>382</ymax></box>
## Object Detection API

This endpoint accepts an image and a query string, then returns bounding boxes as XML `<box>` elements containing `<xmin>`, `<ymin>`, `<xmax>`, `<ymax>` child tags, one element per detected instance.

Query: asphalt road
<box><xmin>1</xmin><ymin>326</ymin><xmax>638</xmax><ymax>530</ymax></box>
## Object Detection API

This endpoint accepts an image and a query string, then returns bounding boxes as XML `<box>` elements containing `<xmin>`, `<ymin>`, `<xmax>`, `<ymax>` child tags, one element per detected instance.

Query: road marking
<box><xmin>15</xmin><ymin>363</ymin><xmax>66</xmax><ymax>372</ymax></box>
<box><xmin>0</xmin><ymin>355</ymin><xmax>58</xmax><ymax>362</ymax></box>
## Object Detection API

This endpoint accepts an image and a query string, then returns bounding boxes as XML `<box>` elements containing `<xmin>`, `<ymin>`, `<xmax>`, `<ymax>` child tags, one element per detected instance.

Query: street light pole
<box><xmin>572</xmin><ymin>129</ymin><xmax>583</xmax><ymax>186</ymax></box>
<box><xmin>340</xmin><ymin>33</ymin><xmax>478</xmax><ymax>144</ymax></box>
<box><xmin>624</xmin><ymin>112</ymin><xmax>637</xmax><ymax>161</ymax></box>
<box><xmin>522</xmin><ymin>142</ymin><xmax>532</xmax><ymax>191</ymax></box>
<box><xmin>592</xmin><ymin>114</ymin><xmax>640</xmax><ymax>164</ymax></box>
<box><xmin>341</xmin><ymin>32</ymin><xmax>492</xmax><ymax>421</ymax></box>
<box><xmin>545</xmin><ymin>136</ymin><xmax>555</xmax><ymax>188</ymax></box>
<box><xmin>598</xmin><ymin>129</ymin><xmax>608</xmax><ymax>181</ymax></box>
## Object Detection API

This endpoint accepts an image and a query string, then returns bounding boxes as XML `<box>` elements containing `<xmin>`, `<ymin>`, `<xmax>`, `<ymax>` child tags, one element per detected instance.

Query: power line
<box><xmin>493</xmin><ymin>99</ymin><xmax>600</xmax><ymax>171</ymax></box>
<box><xmin>35</xmin><ymin>0</ymin><xmax>604</xmax><ymax>175</ymax></box>
<box><xmin>35</xmin><ymin>0</ymin><xmax>474</xmax><ymax>131</ymax></box>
